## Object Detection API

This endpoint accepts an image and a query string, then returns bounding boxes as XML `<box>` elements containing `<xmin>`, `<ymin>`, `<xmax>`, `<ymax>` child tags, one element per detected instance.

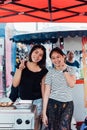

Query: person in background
<box><xmin>3</xmin><ymin>44</ymin><xmax>48</xmax><ymax>130</ymax></box>
<box><xmin>42</xmin><ymin>47</ymin><xmax>76</xmax><ymax>130</ymax></box>
<box><xmin>66</xmin><ymin>51</ymin><xmax>80</xmax><ymax>79</ymax></box>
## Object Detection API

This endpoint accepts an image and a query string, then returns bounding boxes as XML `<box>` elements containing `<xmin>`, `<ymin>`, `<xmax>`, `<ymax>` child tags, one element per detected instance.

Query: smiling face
<box><xmin>29</xmin><ymin>45</ymin><xmax>46</xmax><ymax>68</ymax></box>
<box><xmin>31</xmin><ymin>48</ymin><xmax>44</xmax><ymax>63</ymax></box>
<box><xmin>51</xmin><ymin>52</ymin><xmax>65</xmax><ymax>68</ymax></box>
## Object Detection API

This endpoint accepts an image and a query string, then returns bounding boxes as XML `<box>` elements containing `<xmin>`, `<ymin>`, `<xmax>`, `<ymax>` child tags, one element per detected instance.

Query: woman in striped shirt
<box><xmin>42</xmin><ymin>47</ymin><xmax>76</xmax><ymax>130</ymax></box>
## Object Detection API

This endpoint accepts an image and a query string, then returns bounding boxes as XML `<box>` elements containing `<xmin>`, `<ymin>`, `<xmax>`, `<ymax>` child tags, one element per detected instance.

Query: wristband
<box><xmin>63</xmin><ymin>68</ymin><xmax>68</xmax><ymax>73</ymax></box>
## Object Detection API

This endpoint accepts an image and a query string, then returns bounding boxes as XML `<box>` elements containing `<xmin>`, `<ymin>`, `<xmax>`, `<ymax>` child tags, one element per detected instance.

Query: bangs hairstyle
<box><xmin>29</xmin><ymin>44</ymin><xmax>46</xmax><ymax>68</ymax></box>
<box><xmin>50</xmin><ymin>47</ymin><xmax>65</xmax><ymax>58</ymax></box>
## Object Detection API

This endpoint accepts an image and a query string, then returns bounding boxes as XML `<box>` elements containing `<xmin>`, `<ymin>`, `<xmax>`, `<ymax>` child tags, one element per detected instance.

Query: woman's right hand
<box><xmin>42</xmin><ymin>114</ymin><xmax>48</xmax><ymax>127</ymax></box>
<box><xmin>18</xmin><ymin>60</ymin><xmax>26</xmax><ymax>70</ymax></box>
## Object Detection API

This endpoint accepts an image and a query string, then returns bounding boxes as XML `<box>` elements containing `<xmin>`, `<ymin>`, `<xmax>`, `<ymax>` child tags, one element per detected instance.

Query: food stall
<box><xmin>0</xmin><ymin>24</ymin><xmax>87</xmax><ymax>129</ymax></box>
<box><xmin>9</xmin><ymin>29</ymin><xmax>87</xmax><ymax>127</ymax></box>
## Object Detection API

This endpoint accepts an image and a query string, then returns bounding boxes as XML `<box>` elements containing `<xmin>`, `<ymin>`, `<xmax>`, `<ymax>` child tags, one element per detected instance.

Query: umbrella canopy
<box><xmin>0</xmin><ymin>0</ymin><xmax>87</xmax><ymax>22</ymax></box>
<box><xmin>11</xmin><ymin>30</ymin><xmax>87</xmax><ymax>44</ymax></box>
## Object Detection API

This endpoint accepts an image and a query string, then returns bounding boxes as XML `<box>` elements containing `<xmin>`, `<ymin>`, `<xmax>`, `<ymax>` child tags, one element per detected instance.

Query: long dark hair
<box><xmin>29</xmin><ymin>44</ymin><xmax>46</xmax><ymax>68</ymax></box>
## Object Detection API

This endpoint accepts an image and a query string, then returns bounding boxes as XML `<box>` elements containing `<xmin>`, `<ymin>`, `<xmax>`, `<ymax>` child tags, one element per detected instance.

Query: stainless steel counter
<box><xmin>0</xmin><ymin>105</ymin><xmax>37</xmax><ymax>130</ymax></box>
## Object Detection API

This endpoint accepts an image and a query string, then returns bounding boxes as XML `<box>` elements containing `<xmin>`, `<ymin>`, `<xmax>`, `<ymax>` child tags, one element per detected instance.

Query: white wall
<box><xmin>64</xmin><ymin>36</ymin><xmax>82</xmax><ymax>50</ymax></box>
<box><xmin>72</xmin><ymin>84</ymin><xmax>87</xmax><ymax>122</ymax></box>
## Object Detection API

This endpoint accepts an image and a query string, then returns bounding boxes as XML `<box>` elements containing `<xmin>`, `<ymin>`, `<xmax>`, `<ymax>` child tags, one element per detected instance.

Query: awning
<box><xmin>0</xmin><ymin>0</ymin><xmax>87</xmax><ymax>22</ymax></box>
<box><xmin>11</xmin><ymin>30</ymin><xmax>87</xmax><ymax>44</ymax></box>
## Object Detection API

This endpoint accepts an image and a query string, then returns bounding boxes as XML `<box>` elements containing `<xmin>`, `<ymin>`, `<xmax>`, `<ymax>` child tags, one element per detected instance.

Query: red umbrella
<box><xmin>0</xmin><ymin>0</ymin><xmax>87</xmax><ymax>22</ymax></box>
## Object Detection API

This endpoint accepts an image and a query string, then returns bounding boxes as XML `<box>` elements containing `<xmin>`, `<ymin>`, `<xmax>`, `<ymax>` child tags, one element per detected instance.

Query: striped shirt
<box><xmin>45</xmin><ymin>66</ymin><xmax>75</xmax><ymax>102</ymax></box>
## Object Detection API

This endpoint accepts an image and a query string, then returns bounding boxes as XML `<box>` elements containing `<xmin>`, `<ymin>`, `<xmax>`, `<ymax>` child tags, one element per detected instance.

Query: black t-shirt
<box><xmin>19</xmin><ymin>67</ymin><xmax>48</xmax><ymax>100</ymax></box>
<box><xmin>9</xmin><ymin>66</ymin><xmax>48</xmax><ymax>101</ymax></box>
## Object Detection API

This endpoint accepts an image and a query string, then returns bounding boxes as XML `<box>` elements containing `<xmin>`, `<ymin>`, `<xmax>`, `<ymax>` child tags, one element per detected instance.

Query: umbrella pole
<box><xmin>48</xmin><ymin>0</ymin><xmax>52</xmax><ymax>22</ymax></box>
